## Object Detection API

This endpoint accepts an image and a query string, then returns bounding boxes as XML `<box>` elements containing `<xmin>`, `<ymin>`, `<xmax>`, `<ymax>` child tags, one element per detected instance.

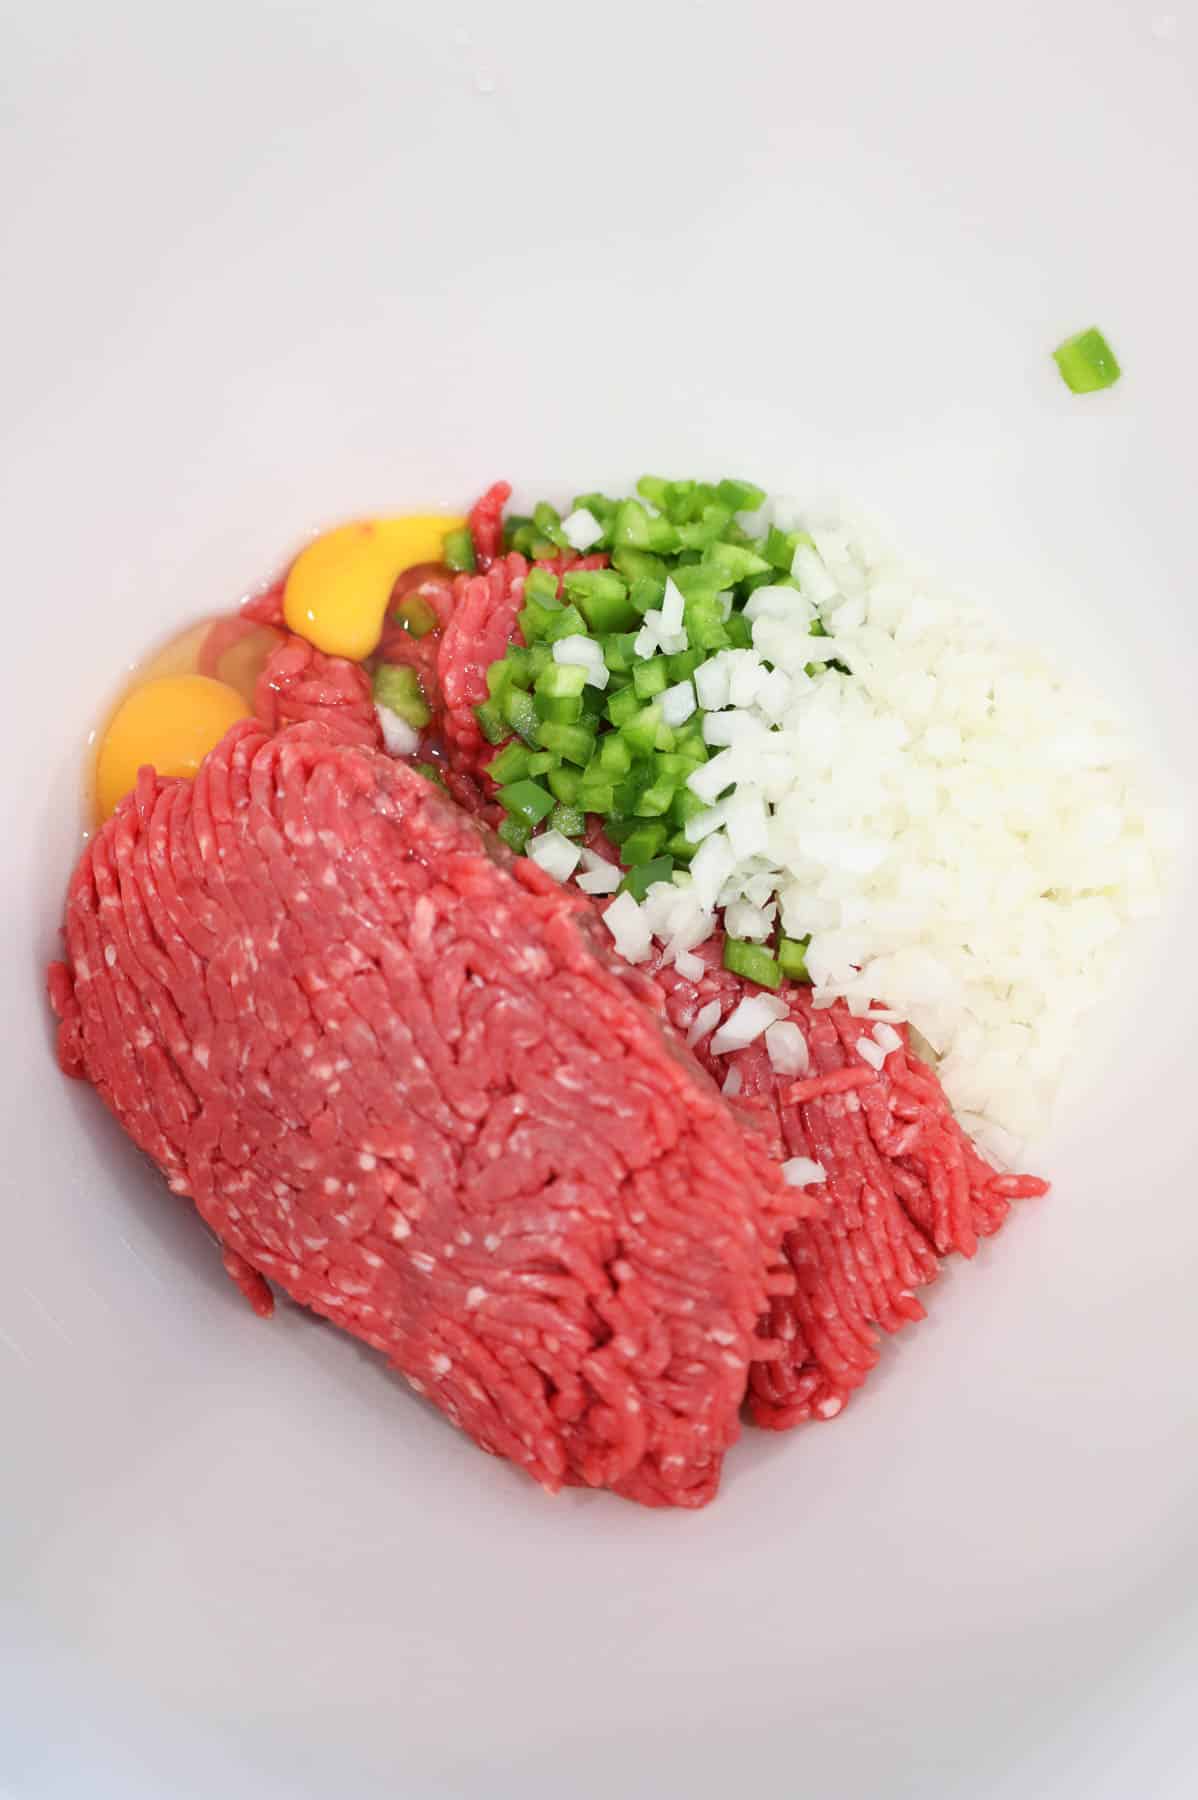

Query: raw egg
<box><xmin>95</xmin><ymin>674</ymin><xmax>252</xmax><ymax>820</ymax></box>
<box><xmin>283</xmin><ymin>514</ymin><xmax>466</xmax><ymax>661</ymax></box>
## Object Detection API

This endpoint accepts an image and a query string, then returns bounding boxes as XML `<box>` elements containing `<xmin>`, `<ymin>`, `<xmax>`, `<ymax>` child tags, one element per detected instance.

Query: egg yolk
<box><xmin>95</xmin><ymin>674</ymin><xmax>252</xmax><ymax>820</ymax></box>
<box><xmin>282</xmin><ymin>514</ymin><xmax>466</xmax><ymax>661</ymax></box>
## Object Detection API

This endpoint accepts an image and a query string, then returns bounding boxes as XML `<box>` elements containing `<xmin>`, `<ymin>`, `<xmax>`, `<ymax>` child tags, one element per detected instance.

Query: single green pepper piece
<box><xmin>373</xmin><ymin>664</ymin><xmax>431</xmax><ymax>729</ymax></box>
<box><xmin>621</xmin><ymin>822</ymin><xmax>669</xmax><ymax>866</ymax></box>
<box><xmin>534</xmin><ymin>719</ymin><xmax>596</xmax><ymax>766</ymax></box>
<box><xmin>501</xmin><ymin>685</ymin><xmax>541</xmax><ymax>745</ymax></box>
<box><xmin>666</xmin><ymin>647</ymin><xmax>704</xmax><ymax>682</ymax></box>
<box><xmin>723</xmin><ymin>938</ymin><xmax>782</xmax><ymax>989</ymax></box>
<box><xmin>499</xmin><ymin>779</ymin><xmax>555</xmax><ymax>825</ymax></box>
<box><xmin>620</xmin><ymin>855</ymin><xmax>674</xmax><ymax>900</ymax></box>
<box><xmin>547</xmin><ymin>763</ymin><xmax>581</xmax><ymax>804</ymax></box>
<box><xmin>670</xmin><ymin>785</ymin><xmax>708</xmax><ymax>828</ymax></box>
<box><xmin>635</xmin><ymin>475</ymin><xmax>671</xmax><ymax>510</ymax></box>
<box><xmin>524</xmin><ymin>566</ymin><xmax>561</xmax><ymax>606</ymax></box>
<box><xmin>632</xmin><ymin>656</ymin><xmax>671</xmax><ymax>700</ymax></box>
<box><xmin>413</xmin><ymin>761</ymin><xmax>446</xmax><ymax>788</ymax></box>
<box><xmin>526</xmin><ymin>750</ymin><xmax>557</xmax><ymax>776</ymax></box>
<box><xmin>1053</xmin><ymin>326</ymin><xmax>1121</xmax><ymax>394</ymax></box>
<box><xmin>777</xmin><ymin>936</ymin><xmax>811</xmax><ymax>981</ymax></box>
<box><xmin>633</xmin><ymin>778</ymin><xmax>677</xmax><ymax>818</ymax></box>
<box><xmin>724</xmin><ymin>611</ymin><xmax>753</xmax><ymax>650</ymax></box>
<box><xmin>394</xmin><ymin>593</ymin><xmax>439</xmax><ymax>637</ymax></box>
<box><xmin>601</xmin><ymin>631</ymin><xmax>640</xmax><ymax>673</ymax></box>
<box><xmin>666</xmin><ymin>830</ymin><xmax>696</xmax><ymax>863</ymax></box>
<box><xmin>716</xmin><ymin>478</ymin><xmax>767</xmax><ymax>513</ymax></box>
<box><xmin>620</xmin><ymin>702</ymin><xmax>664</xmax><ymax>757</ymax></box>
<box><xmin>533</xmin><ymin>500</ymin><xmax>569</xmax><ymax>549</ymax></box>
<box><xmin>498</xmin><ymin>816</ymin><xmax>531</xmax><ymax>854</ymax></box>
<box><xmin>550</xmin><ymin>802</ymin><xmax>586</xmax><ymax>839</ymax></box>
<box><xmin>764</xmin><ymin>526</ymin><xmax>814</xmax><ymax>572</ymax></box>
<box><xmin>541</xmin><ymin>603</ymin><xmax>589</xmax><ymax>645</ymax></box>
<box><xmin>485</xmin><ymin>741</ymin><xmax>533</xmax><ymax>785</ymax></box>
<box><xmin>534</xmin><ymin>692</ymin><xmax>584</xmax><ymax>725</ymax></box>
<box><xmin>503</xmin><ymin>514</ymin><xmax>533</xmax><ymax>552</ymax></box>
<box><xmin>442</xmin><ymin>527</ymin><xmax>476</xmax><ymax>573</ymax></box>
<box><xmin>575</xmin><ymin>770</ymin><xmax>615</xmax><ymax>813</ymax></box>
<box><xmin>598</xmin><ymin>733</ymin><xmax>633</xmax><ymax>776</ymax></box>
<box><xmin>702</xmin><ymin>541</ymin><xmax>771</xmax><ymax>582</ymax></box>
<box><xmin>474</xmin><ymin>699</ymin><xmax>508</xmax><ymax>745</ymax></box>
<box><xmin>606</xmin><ymin>685</ymin><xmax>642</xmax><ymax>728</ymax></box>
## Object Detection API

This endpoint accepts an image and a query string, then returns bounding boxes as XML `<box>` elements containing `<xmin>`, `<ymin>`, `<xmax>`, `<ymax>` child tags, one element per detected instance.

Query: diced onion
<box><xmin>709</xmin><ymin>993</ymin><xmax>789</xmax><ymax>1055</ymax></box>
<box><xmin>686</xmin><ymin>998</ymin><xmax>723</xmax><ymax>1046</ymax></box>
<box><xmin>528</xmin><ymin>830</ymin><xmax>582</xmax><ymax>883</ymax></box>
<box><xmin>660</xmin><ymin>680</ymin><xmax>696</xmax><ymax>726</ymax></box>
<box><xmin>765</xmin><ymin>1021</ymin><xmax>809</xmax><ymax>1075</ymax></box>
<box><xmin>576</xmin><ymin>849</ymin><xmax>621</xmax><ymax>895</ymax></box>
<box><xmin>603</xmin><ymin>891</ymin><xmax>652</xmax><ymax>963</ymax></box>
<box><xmin>561</xmin><ymin>507</ymin><xmax>604</xmax><ymax>551</ymax></box>
<box><xmin>781</xmin><ymin>1156</ymin><xmax>827</xmax><ymax>1186</ymax></box>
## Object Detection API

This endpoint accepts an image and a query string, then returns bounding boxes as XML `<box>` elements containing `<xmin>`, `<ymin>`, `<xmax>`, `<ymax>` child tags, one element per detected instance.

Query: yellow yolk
<box><xmin>282</xmin><ymin>514</ymin><xmax>466</xmax><ymax>661</ymax></box>
<box><xmin>95</xmin><ymin>675</ymin><xmax>252</xmax><ymax>820</ymax></box>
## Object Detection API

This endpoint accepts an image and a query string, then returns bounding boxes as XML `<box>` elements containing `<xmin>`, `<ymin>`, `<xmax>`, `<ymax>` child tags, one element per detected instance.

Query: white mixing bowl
<box><xmin>4</xmin><ymin>4</ymin><xmax>1195</xmax><ymax>1796</ymax></box>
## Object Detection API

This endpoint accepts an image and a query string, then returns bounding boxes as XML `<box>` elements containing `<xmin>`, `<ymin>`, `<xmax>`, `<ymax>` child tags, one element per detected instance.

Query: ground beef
<box><xmin>254</xmin><ymin>634</ymin><xmax>382</xmax><ymax>750</ymax></box>
<box><xmin>651</xmin><ymin>942</ymin><xmax>1047</xmax><ymax>1429</ymax></box>
<box><xmin>48</xmin><ymin>723</ymin><xmax>805</xmax><ymax>1508</ymax></box>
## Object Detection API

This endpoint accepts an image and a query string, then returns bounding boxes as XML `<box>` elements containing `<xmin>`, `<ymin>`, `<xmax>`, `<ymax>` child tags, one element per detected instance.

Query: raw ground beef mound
<box><xmin>49</xmin><ymin>723</ymin><xmax>805</xmax><ymax>1508</ymax></box>
<box><xmin>651</xmin><ymin>942</ymin><xmax>1047</xmax><ymax>1429</ymax></box>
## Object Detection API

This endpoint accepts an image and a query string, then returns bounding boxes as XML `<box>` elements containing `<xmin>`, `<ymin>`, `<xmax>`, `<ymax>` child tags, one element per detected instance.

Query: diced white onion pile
<box><xmin>594</xmin><ymin>507</ymin><xmax>1177</xmax><ymax>1143</ymax></box>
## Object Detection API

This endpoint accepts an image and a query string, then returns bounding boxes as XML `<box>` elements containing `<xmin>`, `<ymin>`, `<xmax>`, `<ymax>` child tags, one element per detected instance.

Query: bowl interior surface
<box><xmin>3</xmin><ymin>4</ymin><xmax>1196</xmax><ymax>1797</ymax></box>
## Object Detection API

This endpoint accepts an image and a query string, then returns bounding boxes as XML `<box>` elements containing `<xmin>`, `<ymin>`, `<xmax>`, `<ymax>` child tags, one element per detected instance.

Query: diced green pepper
<box><xmin>633</xmin><ymin>777</ymin><xmax>677</xmax><ymax>818</ymax></box>
<box><xmin>716</xmin><ymin>478</ymin><xmax>767</xmax><ymax>513</ymax></box>
<box><xmin>702</xmin><ymin>541</ymin><xmax>771</xmax><ymax>583</ymax></box>
<box><xmin>503</xmin><ymin>514</ymin><xmax>533</xmax><ymax>552</ymax></box>
<box><xmin>394</xmin><ymin>593</ymin><xmax>439</xmax><ymax>637</ymax></box>
<box><xmin>550</xmin><ymin>802</ymin><xmax>585</xmax><ymax>839</ymax></box>
<box><xmin>606</xmin><ymin>685</ymin><xmax>642</xmax><ymax>728</ymax></box>
<box><xmin>547</xmin><ymin>764</ymin><xmax>581</xmax><ymax>804</ymax></box>
<box><xmin>501</xmin><ymin>686</ymin><xmax>540</xmax><ymax>744</ymax></box>
<box><xmin>723</xmin><ymin>938</ymin><xmax>781</xmax><ymax>989</ymax></box>
<box><xmin>413</xmin><ymin>761</ymin><xmax>446</xmax><ymax>789</ymax></box>
<box><xmin>601</xmin><ymin>631</ymin><xmax>640</xmax><ymax>673</ymax></box>
<box><xmin>563</xmin><ymin>568</ymin><xmax>639</xmax><ymax>632</ymax></box>
<box><xmin>632</xmin><ymin>656</ymin><xmax>670</xmax><ymax>700</ymax></box>
<box><xmin>724</xmin><ymin>611</ymin><xmax>753</xmax><ymax>650</ymax></box>
<box><xmin>666</xmin><ymin>647</ymin><xmax>704</xmax><ymax>682</ymax></box>
<box><xmin>498</xmin><ymin>816</ymin><xmax>532</xmax><ymax>854</ymax></box>
<box><xmin>620</xmin><ymin>702</ymin><xmax>663</xmax><ymax>757</ymax></box>
<box><xmin>533</xmin><ymin>500</ymin><xmax>569</xmax><ymax>550</ymax></box>
<box><xmin>666</xmin><ymin>830</ymin><xmax>696</xmax><ymax>863</ymax></box>
<box><xmin>526</xmin><ymin>750</ymin><xmax>557</xmax><ymax>776</ymax></box>
<box><xmin>373</xmin><ymin>664</ymin><xmax>431</xmax><ymax>729</ymax></box>
<box><xmin>777</xmin><ymin>936</ymin><xmax>811</xmax><ymax>981</ymax></box>
<box><xmin>534</xmin><ymin>692</ymin><xmax>583</xmax><ymax>725</ymax></box>
<box><xmin>499</xmin><ymin>779</ymin><xmax>555</xmax><ymax>825</ymax></box>
<box><xmin>474</xmin><ymin>699</ymin><xmax>508</xmax><ymax>745</ymax></box>
<box><xmin>621</xmin><ymin>822</ymin><xmax>669</xmax><ymax>866</ymax></box>
<box><xmin>541</xmin><ymin>603</ymin><xmax>589</xmax><ymax>645</ymax></box>
<box><xmin>534</xmin><ymin>719</ymin><xmax>596</xmax><ymax>766</ymax></box>
<box><xmin>620</xmin><ymin>855</ymin><xmax>674</xmax><ymax>900</ymax></box>
<box><xmin>598</xmin><ymin>733</ymin><xmax>633</xmax><ymax>776</ymax></box>
<box><xmin>524</xmin><ymin>567</ymin><xmax>561</xmax><ymax>606</ymax></box>
<box><xmin>442</xmin><ymin>527</ymin><xmax>476</xmax><ymax>573</ymax></box>
<box><xmin>676</xmin><ymin>504</ymin><xmax>734</xmax><ymax>551</ymax></box>
<box><xmin>485</xmin><ymin>742</ymin><xmax>534</xmax><ymax>785</ymax></box>
<box><xmin>536</xmin><ymin>662</ymin><xmax>588</xmax><ymax>700</ymax></box>
<box><xmin>576</xmin><ymin>770</ymin><xmax>616</xmax><ymax>813</ymax></box>
<box><xmin>1053</xmin><ymin>326</ymin><xmax>1121</xmax><ymax>394</ymax></box>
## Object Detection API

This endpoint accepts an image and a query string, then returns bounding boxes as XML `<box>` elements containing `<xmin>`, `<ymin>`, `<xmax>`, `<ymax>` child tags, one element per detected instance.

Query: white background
<box><xmin>2</xmin><ymin>2</ymin><xmax>1196</xmax><ymax>1795</ymax></box>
